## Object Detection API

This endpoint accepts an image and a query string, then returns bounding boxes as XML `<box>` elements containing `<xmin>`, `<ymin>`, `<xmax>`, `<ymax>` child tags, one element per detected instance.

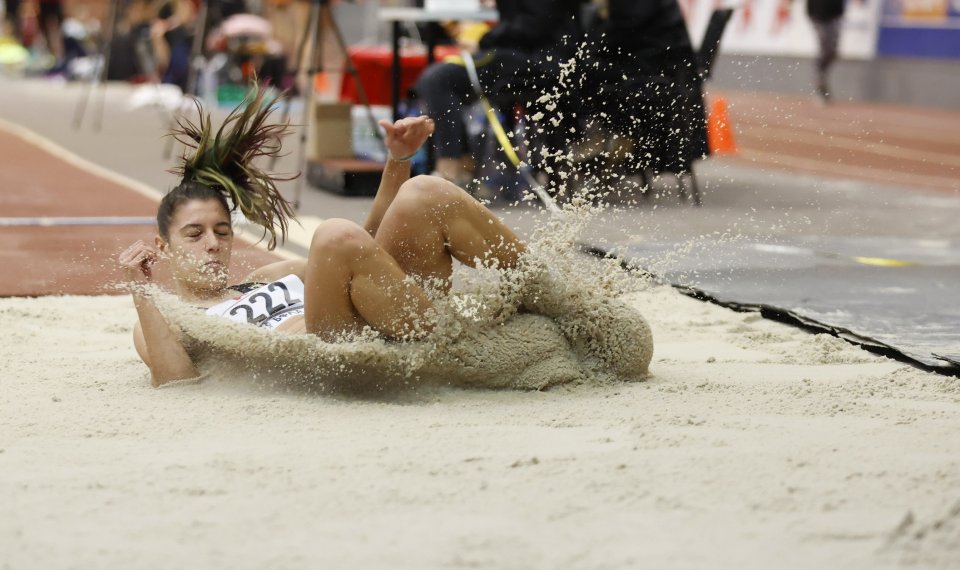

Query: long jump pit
<box><xmin>2</xmin><ymin>117</ymin><xmax>960</xmax><ymax>569</ymax></box>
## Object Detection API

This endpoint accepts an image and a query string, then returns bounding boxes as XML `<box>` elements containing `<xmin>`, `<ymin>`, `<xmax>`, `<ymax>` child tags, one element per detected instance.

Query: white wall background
<box><xmin>683</xmin><ymin>0</ymin><xmax>883</xmax><ymax>59</ymax></box>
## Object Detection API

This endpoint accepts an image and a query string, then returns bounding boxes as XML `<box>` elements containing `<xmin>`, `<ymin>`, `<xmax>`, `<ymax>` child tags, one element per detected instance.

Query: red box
<box><xmin>339</xmin><ymin>45</ymin><xmax>464</xmax><ymax>105</ymax></box>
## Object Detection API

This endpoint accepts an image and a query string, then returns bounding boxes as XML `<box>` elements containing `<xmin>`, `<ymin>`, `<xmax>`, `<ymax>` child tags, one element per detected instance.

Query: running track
<box><xmin>2</xmin><ymin>90</ymin><xmax>957</xmax><ymax>296</ymax></box>
<box><xmin>0</xmin><ymin>125</ymin><xmax>282</xmax><ymax>296</ymax></box>
<box><xmin>720</xmin><ymin>91</ymin><xmax>960</xmax><ymax>194</ymax></box>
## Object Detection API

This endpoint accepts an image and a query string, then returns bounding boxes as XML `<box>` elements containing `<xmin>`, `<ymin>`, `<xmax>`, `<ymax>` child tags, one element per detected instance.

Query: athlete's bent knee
<box><xmin>310</xmin><ymin>219</ymin><xmax>373</xmax><ymax>256</ymax></box>
<box><xmin>395</xmin><ymin>175</ymin><xmax>461</xmax><ymax>210</ymax></box>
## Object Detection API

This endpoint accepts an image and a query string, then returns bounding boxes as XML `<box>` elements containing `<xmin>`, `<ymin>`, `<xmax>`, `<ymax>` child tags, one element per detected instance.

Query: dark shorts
<box><xmin>38</xmin><ymin>0</ymin><xmax>63</xmax><ymax>25</ymax></box>
<box><xmin>3</xmin><ymin>0</ymin><xmax>22</xmax><ymax>23</ymax></box>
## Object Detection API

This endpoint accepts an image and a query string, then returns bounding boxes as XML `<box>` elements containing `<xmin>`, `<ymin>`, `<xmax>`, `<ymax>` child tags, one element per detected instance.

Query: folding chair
<box><xmin>616</xmin><ymin>8</ymin><xmax>733</xmax><ymax>206</ymax></box>
<box><xmin>698</xmin><ymin>8</ymin><xmax>735</xmax><ymax>81</ymax></box>
<box><xmin>676</xmin><ymin>6</ymin><xmax>735</xmax><ymax>205</ymax></box>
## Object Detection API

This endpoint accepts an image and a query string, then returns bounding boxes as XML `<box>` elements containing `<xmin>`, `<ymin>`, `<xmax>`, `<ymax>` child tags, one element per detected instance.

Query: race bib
<box><xmin>206</xmin><ymin>274</ymin><xmax>305</xmax><ymax>327</ymax></box>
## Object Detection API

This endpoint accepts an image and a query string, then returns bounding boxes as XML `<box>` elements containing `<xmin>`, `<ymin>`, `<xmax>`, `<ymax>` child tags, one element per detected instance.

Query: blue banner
<box><xmin>877</xmin><ymin>0</ymin><xmax>960</xmax><ymax>58</ymax></box>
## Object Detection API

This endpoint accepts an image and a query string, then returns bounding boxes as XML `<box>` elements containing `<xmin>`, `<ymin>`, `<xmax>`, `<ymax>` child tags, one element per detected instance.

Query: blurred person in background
<box><xmin>204</xmin><ymin>11</ymin><xmax>288</xmax><ymax>88</ymax></box>
<box><xmin>780</xmin><ymin>0</ymin><xmax>848</xmax><ymax>102</ymax></box>
<box><xmin>576</xmin><ymin>0</ymin><xmax>709</xmax><ymax>183</ymax></box>
<box><xmin>150</xmin><ymin>0</ymin><xmax>197</xmax><ymax>90</ymax></box>
<box><xmin>262</xmin><ymin>0</ymin><xmax>301</xmax><ymax>90</ymax></box>
<box><xmin>3</xmin><ymin>0</ymin><xmax>23</xmax><ymax>42</ymax></box>
<box><xmin>37</xmin><ymin>0</ymin><xmax>66</xmax><ymax>71</ymax></box>
<box><xmin>806</xmin><ymin>0</ymin><xmax>844</xmax><ymax>102</ymax></box>
<box><xmin>411</xmin><ymin>0</ymin><xmax>583</xmax><ymax>187</ymax></box>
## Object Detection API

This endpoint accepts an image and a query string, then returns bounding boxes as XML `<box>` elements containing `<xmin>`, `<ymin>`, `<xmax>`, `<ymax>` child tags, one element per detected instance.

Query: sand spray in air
<box><xmin>143</xmin><ymin>195</ymin><xmax>655</xmax><ymax>393</ymax></box>
<box><xmin>140</xmin><ymin>44</ymin><xmax>664</xmax><ymax>393</ymax></box>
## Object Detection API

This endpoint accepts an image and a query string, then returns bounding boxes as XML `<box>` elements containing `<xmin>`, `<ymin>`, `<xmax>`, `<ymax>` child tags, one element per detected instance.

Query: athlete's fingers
<box><xmin>120</xmin><ymin>245</ymin><xmax>144</xmax><ymax>263</ymax></box>
<box><xmin>378</xmin><ymin>119</ymin><xmax>396</xmax><ymax>138</ymax></box>
<box><xmin>120</xmin><ymin>240</ymin><xmax>146</xmax><ymax>260</ymax></box>
<box><xmin>120</xmin><ymin>243</ymin><xmax>156</xmax><ymax>268</ymax></box>
<box><xmin>420</xmin><ymin>117</ymin><xmax>436</xmax><ymax>135</ymax></box>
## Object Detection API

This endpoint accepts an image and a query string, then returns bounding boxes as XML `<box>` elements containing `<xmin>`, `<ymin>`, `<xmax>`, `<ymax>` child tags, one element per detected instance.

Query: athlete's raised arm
<box><xmin>364</xmin><ymin>116</ymin><xmax>435</xmax><ymax>237</ymax></box>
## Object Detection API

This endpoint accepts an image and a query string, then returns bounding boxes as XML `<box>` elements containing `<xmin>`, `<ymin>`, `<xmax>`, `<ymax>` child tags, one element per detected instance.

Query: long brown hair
<box><xmin>162</xmin><ymin>86</ymin><xmax>296</xmax><ymax>250</ymax></box>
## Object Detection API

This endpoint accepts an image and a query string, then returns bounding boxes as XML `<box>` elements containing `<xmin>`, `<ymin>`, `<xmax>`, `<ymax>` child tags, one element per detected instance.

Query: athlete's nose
<box><xmin>204</xmin><ymin>231</ymin><xmax>220</xmax><ymax>252</ymax></box>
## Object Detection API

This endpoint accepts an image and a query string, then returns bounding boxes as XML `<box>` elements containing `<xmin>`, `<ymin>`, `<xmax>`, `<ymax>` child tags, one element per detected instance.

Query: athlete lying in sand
<box><xmin>119</xmin><ymin>89</ymin><xmax>527</xmax><ymax>387</ymax></box>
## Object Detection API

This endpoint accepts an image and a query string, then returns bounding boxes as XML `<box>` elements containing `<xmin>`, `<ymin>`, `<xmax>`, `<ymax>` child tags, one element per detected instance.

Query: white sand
<box><xmin>3</xmin><ymin>286</ymin><xmax>959</xmax><ymax>569</ymax></box>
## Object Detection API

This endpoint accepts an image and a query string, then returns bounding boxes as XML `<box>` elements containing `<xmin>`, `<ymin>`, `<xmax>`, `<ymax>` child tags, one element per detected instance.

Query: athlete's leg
<box><xmin>301</xmin><ymin>218</ymin><xmax>434</xmax><ymax>340</ymax></box>
<box><xmin>374</xmin><ymin>175</ymin><xmax>526</xmax><ymax>288</ymax></box>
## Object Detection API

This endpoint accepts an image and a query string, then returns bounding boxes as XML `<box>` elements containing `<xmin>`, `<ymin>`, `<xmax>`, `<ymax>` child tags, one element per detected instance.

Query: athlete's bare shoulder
<box><xmin>243</xmin><ymin>260</ymin><xmax>307</xmax><ymax>284</ymax></box>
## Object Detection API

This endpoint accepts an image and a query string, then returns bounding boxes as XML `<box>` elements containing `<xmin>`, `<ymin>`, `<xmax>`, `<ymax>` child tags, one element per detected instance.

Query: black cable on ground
<box><xmin>580</xmin><ymin>244</ymin><xmax>960</xmax><ymax>379</ymax></box>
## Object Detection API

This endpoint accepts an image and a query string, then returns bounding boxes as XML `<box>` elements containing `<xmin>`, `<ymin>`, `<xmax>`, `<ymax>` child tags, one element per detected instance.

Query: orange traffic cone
<box><xmin>707</xmin><ymin>96</ymin><xmax>738</xmax><ymax>155</ymax></box>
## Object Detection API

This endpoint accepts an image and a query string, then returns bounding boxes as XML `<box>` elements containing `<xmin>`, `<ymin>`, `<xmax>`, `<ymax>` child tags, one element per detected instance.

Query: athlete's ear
<box><xmin>155</xmin><ymin>235</ymin><xmax>167</xmax><ymax>252</ymax></box>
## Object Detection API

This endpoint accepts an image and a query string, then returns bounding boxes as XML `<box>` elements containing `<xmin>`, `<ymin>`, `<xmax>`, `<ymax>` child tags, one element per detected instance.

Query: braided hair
<box><xmin>159</xmin><ymin>86</ymin><xmax>296</xmax><ymax>250</ymax></box>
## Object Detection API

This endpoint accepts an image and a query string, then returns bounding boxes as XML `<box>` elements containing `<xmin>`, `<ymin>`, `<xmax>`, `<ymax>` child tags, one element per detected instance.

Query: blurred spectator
<box><xmin>804</xmin><ymin>0</ymin><xmax>844</xmax><ymax>102</ymax></box>
<box><xmin>205</xmin><ymin>12</ymin><xmax>287</xmax><ymax>87</ymax></box>
<box><xmin>209</xmin><ymin>0</ymin><xmax>249</xmax><ymax>26</ymax></box>
<box><xmin>778</xmin><ymin>0</ymin><xmax>853</xmax><ymax>102</ymax></box>
<box><xmin>102</xmin><ymin>0</ymin><xmax>160</xmax><ymax>83</ymax></box>
<box><xmin>150</xmin><ymin>0</ymin><xmax>197</xmax><ymax>90</ymax></box>
<box><xmin>578</xmin><ymin>0</ymin><xmax>709</xmax><ymax>179</ymax></box>
<box><xmin>263</xmin><ymin>0</ymin><xmax>302</xmax><ymax>89</ymax></box>
<box><xmin>37</xmin><ymin>0</ymin><xmax>66</xmax><ymax>71</ymax></box>
<box><xmin>59</xmin><ymin>14</ymin><xmax>92</xmax><ymax>69</ymax></box>
<box><xmin>411</xmin><ymin>0</ymin><xmax>582</xmax><ymax>186</ymax></box>
<box><xmin>3</xmin><ymin>0</ymin><xmax>23</xmax><ymax>42</ymax></box>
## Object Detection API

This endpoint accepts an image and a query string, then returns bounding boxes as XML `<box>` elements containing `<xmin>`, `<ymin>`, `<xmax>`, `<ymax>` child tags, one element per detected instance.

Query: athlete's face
<box><xmin>158</xmin><ymin>198</ymin><xmax>234</xmax><ymax>291</ymax></box>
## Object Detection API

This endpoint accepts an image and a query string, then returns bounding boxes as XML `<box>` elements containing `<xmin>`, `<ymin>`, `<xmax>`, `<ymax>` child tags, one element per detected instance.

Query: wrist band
<box><xmin>389</xmin><ymin>150</ymin><xmax>419</xmax><ymax>162</ymax></box>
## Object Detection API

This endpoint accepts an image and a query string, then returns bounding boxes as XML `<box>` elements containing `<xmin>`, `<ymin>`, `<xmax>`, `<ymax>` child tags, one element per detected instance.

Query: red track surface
<box><xmin>0</xmin><ymin>128</ymin><xmax>281</xmax><ymax>297</ymax></box>
<box><xmin>2</xmin><ymin>90</ymin><xmax>957</xmax><ymax>296</ymax></box>
<box><xmin>719</xmin><ymin>91</ymin><xmax>960</xmax><ymax>194</ymax></box>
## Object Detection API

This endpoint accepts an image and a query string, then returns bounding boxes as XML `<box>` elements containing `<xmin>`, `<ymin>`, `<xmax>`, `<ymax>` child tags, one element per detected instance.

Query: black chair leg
<box><xmin>675</xmin><ymin>172</ymin><xmax>689</xmax><ymax>202</ymax></box>
<box><xmin>679</xmin><ymin>170</ymin><xmax>703</xmax><ymax>206</ymax></box>
<box><xmin>638</xmin><ymin>169</ymin><xmax>650</xmax><ymax>198</ymax></box>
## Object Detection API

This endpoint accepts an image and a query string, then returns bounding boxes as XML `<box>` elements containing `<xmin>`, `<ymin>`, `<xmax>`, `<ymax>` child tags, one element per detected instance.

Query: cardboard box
<box><xmin>306</xmin><ymin>158</ymin><xmax>384</xmax><ymax>197</ymax></box>
<box><xmin>308</xmin><ymin>101</ymin><xmax>353</xmax><ymax>161</ymax></box>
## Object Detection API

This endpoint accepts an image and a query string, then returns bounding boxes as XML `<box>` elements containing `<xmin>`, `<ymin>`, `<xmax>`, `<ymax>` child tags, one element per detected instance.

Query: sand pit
<box><xmin>1</xmin><ymin>76</ymin><xmax>958</xmax><ymax>568</ymax></box>
<box><xmin>3</xmin><ymin>284</ymin><xmax>959</xmax><ymax>569</ymax></box>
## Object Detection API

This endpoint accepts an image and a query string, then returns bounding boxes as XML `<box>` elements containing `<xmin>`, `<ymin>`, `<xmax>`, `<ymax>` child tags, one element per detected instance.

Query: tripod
<box><xmin>278</xmin><ymin>0</ymin><xmax>384</xmax><ymax>209</ymax></box>
<box><xmin>72</xmin><ymin>0</ymin><xmax>122</xmax><ymax>130</ymax></box>
<box><xmin>73</xmin><ymin>0</ymin><xmax>180</xmax><ymax>131</ymax></box>
<box><xmin>161</xmin><ymin>0</ymin><xmax>210</xmax><ymax>159</ymax></box>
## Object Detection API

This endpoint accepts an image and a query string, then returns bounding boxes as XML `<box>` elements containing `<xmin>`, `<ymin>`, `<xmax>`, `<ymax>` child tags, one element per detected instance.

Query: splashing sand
<box><xmin>4</xmin><ymin>36</ymin><xmax>960</xmax><ymax>570</ymax></box>
<box><xmin>149</xmin><ymin>205</ymin><xmax>654</xmax><ymax>394</ymax></box>
<box><xmin>147</xmin><ymin>56</ymin><xmax>665</xmax><ymax>393</ymax></box>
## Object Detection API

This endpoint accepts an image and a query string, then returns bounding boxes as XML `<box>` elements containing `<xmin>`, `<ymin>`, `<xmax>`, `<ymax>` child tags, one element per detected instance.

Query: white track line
<box><xmin>740</xmin><ymin>149</ymin><xmax>960</xmax><ymax>191</ymax></box>
<box><xmin>738</xmin><ymin>125</ymin><xmax>960</xmax><ymax>169</ymax></box>
<box><xmin>0</xmin><ymin>117</ymin><xmax>305</xmax><ymax>260</ymax></box>
<box><xmin>0</xmin><ymin>116</ymin><xmax>166</xmax><ymax>203</ymax></box>
<box><xmin>725</xmin><ymin>97</ymin><xmax>960</xmax><ymax>144</ymax></box>
<box><xmin>0</xmin><ymin>216</ymin><xmax>156</xmax><ymax>227</ymax></box>
<box><xmin>738</xmin><ymin>117</ymin><xmax>960</xmax><ymax>147</ymax></box>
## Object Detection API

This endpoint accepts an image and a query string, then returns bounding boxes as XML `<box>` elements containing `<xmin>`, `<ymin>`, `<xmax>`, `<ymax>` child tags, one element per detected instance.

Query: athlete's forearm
<box><xmin>132</xmin><ymin>292</ymin><xmax>199</xmax><ymax>387</ymax></box>
<box><xmin>364</xmin><ymin>156</ymin><xmax>412</xmax><ymax>237</ymax></box>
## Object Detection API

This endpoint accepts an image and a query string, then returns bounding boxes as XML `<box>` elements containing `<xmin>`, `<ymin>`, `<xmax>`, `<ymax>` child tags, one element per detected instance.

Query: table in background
<box><xmin>378</xmin><ymin>7</ymin><xmax>498</xmax><ymax>121</ymax></box>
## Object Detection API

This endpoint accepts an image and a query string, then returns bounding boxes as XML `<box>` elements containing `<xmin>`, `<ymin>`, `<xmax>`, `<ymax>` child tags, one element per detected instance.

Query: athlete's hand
<box><xmin>119</xmin><ymin>240</ymin><xmax>159</xmax><ymax>283</ymax></box>
<box><xmin>379</xmin><ymin>115</ymin><xmax>435</xmax><ymax>162</ymax></box>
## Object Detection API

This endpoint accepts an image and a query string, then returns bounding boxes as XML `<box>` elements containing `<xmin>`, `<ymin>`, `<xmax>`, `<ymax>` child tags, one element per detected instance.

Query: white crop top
<box><xmin>205</xmin><ymin>274</ymin><xmax>305</xmax><ymax>329</ymax></box>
